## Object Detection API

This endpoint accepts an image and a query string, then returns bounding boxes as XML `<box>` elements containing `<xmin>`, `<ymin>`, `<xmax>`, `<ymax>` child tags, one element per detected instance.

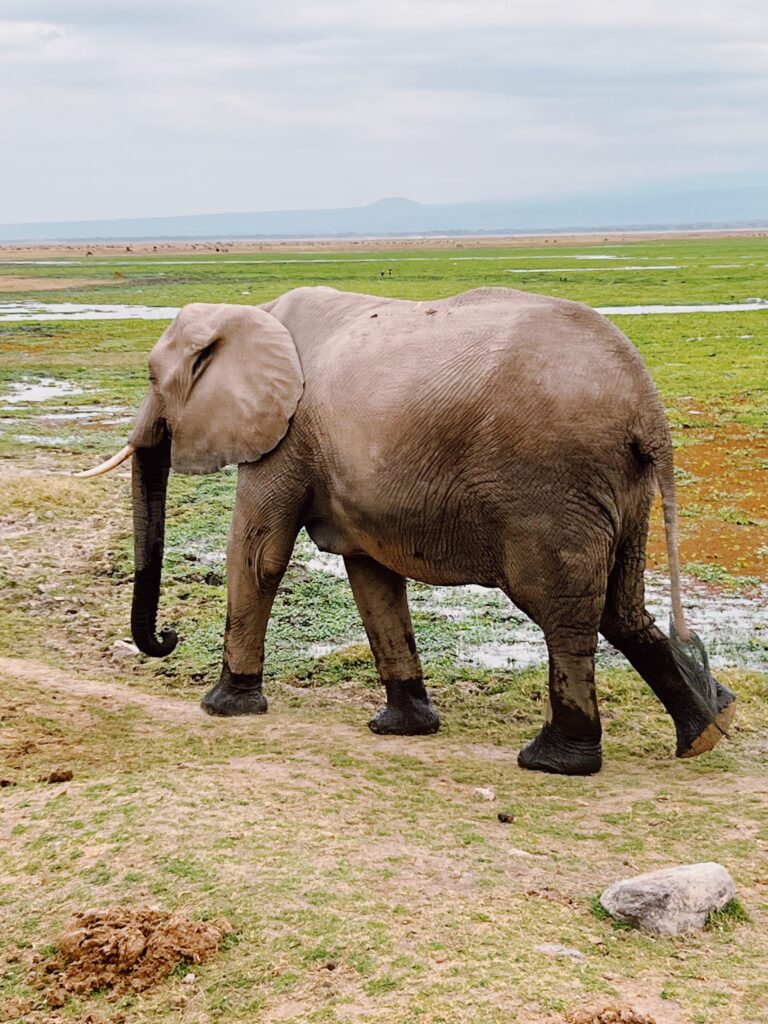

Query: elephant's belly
<box><xmin>304</xmin><ymin>511</ymin><xmax>500</xmax><ymax>588</ymax></box>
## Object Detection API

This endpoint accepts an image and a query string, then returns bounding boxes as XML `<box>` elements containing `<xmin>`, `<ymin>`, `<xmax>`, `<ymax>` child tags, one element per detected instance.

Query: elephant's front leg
<box><xmin>201</xmin><ymin>516</ymin><xmax>297</xmax><ymax>717</ymax></box>
<box><xmin>344</xmin><ymin>556</ymin><xmax>439</xmax><ymax>736</ymax></box>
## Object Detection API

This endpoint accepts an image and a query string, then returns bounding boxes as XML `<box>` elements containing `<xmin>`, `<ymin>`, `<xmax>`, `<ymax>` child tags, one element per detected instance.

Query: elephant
<box><xmin>81</xmin><ymin>285</ymin><xmax>735</xmax><ymax>775</ymax></box>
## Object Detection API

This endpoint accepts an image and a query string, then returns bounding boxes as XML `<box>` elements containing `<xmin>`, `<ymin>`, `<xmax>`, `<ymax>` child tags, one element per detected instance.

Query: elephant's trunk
<box><xmin>131</xmin><ymin>436</ymin><xmax>178</xmax><ymax>657</ymax></box>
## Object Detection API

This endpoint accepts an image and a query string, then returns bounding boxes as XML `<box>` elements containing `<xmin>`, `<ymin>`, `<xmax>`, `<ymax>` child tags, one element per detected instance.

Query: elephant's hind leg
<box><xmin>344</xmin><ymin>555</ymin><xmax>439</xmax><ymax>736</ymax></box>
<box><xmin>506</xmin><ymin>543</ymin><xmax>608</xmax><ymax>775</ymax></box>
<box><xmin>517</xmin><ymin>626</ymin><xmax>603</xmax><ymax>775</ymax></box>
<box><xmin>599</xmin><ymin>539</ymin><xmax>735</xmax><ymax>758</ymax></box>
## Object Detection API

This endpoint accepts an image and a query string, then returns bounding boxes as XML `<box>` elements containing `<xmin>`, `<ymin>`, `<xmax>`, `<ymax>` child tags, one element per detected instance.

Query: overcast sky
<box><xmin>2</xmin><ymin>0</ymin><xmax>767</xmax><ymax>223</ymax></box>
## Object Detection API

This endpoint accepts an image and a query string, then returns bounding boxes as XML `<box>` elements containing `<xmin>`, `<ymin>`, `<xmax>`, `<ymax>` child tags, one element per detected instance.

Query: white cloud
<box><xmin>1</xmin><ymin>1</ymin><xmax>767</xmax><ymax>221</ymax></box>
<box><xmin>0</xmin><ymin>19</ymin><xmax>64</xmax><ymax>53</ymax></box>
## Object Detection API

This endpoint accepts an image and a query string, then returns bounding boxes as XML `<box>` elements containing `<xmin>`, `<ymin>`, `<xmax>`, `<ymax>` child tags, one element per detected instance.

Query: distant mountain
<box><xmin>2</xmin><ymin>187</ymin><xmax>768</xmax><ymax>242</ymax></box>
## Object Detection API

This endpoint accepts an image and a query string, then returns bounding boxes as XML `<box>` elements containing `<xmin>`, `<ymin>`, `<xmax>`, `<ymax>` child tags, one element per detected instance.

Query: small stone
<box><xmin>473</xmin><ymin>786</ymin><xmax>496</xmax><ymax>801</ymax></box>
<box><xmin>507</xmin><ymin>846</ymin><xmax>538</xmax><ymax>858</ymax></box>
<box><xmin>182</xmin><ymin>972</ymin><xmax>196</xmax><ymax>985</ymax></box>
<box><xmin>46</xmin><ymin>769</ymin><xmax>74</xmax><ymax>784</ymax></box>
<box><xmin>535</xmin><ymin>942</ymin><xmax>586</xmax><ymax>963</ymax></box>
<box><xmin>111</xmin><ymin>639</ymin><xmax>140</xmax><ymax>659</ymax></box>
<box><xmin>599</xmin><ymin>862</ymin><xmax>736</xmax><ymax>936</ymax></box>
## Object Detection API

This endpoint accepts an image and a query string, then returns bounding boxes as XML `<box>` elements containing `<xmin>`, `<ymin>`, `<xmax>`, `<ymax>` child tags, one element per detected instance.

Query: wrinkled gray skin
<box><xmin>127</xmin><ymin>286</ymin><xmax>735</xmax><ymax>775</ymax></box>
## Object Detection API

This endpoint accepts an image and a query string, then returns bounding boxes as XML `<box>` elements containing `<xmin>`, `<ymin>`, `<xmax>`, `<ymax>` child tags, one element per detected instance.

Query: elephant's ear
<box><xmin>167</xmin><ymin>304</ymin><xmax>304</xmax><ymax>475</ymax></box>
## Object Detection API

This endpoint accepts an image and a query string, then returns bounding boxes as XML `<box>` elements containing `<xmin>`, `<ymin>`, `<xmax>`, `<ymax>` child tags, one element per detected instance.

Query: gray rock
<box><xmin>535</xmin><ymin>943</ymin><xmax>587</xmax><ymax>963</ymax></box>
<box><xmin>600</xmin><ymin>862</ymin><xmax>736</xmax><ymax>936</ymax></box>
<box><xmin>111</xmin><ymin>639</ymin><xmax>140</xmax><ymax>659</ymax></box>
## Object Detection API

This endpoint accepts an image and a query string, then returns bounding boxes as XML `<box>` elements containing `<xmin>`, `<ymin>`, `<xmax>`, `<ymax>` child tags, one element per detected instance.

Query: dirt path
<box><xmin>0</xmin><ymin>655</ymin><xmax>517</xmax><ymax>763</ymax></box>
<box><xmin>0</xmin><ymin>655</ymin><xmax>202</xmax><ymax>724</ymax></box>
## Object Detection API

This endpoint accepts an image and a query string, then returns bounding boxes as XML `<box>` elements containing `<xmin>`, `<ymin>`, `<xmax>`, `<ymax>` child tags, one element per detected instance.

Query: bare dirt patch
<box><xmin>647</xmin><ymin>424</ymin><xmax>768</xmax><ymax>579</ymax></box>
<box><xmin>562</xmin><ymin>979</ymin><xmax>688</xmax><ymax>1024</ymax></box>
<box><xmin>565</xmin><ymin>1009</ymin><xmax>657</xmax><ymax>1024</ymax></box>
<box><xmin>0</xmin><ymin>276</ymin><xmax>110</xmax><ymax>292</ymax></box>
<box><xmin>2</xmin><ymin>228</ymin><xmax>766</xmax><ymax>261</ymax></box>
<box><xmin>37</xmin><ymin>908</ymin><xmax>232</xmax><ymax>1004</ymax></box>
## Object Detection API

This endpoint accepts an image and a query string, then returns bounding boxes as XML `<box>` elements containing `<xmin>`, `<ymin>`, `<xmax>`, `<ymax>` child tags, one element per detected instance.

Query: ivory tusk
<box><xmin>75</xmin><ymin>444</ymin><xmax>136</xmax><ymax>478</ymax></box>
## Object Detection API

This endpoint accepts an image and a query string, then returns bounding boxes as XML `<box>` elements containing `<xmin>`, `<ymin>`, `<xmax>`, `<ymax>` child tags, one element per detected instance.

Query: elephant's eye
<box><xmin>192</xmin><ymin>342</ymin><xmax>216</xmax><ymax>377</ymax></box>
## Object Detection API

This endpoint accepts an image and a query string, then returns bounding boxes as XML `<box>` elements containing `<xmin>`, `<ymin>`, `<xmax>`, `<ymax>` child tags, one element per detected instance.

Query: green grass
<box><xmin>1</xmin><ymin>236</ymin><xmax>767</xmax><ymax>1023</ymax></box>
<box><xmin>707</xmin><ymin>898</ymin><xmax>752</xmax><ymax>931</ymax></box>
<box><xmin>2</xmin><ymin>236</ymin><xmax>768</xmax><ymax>308</ymax></box>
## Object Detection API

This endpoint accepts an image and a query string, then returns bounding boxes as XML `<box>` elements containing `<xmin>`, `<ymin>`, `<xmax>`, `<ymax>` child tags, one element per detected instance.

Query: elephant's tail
<box><xmin>633</xmin><ymin>415</ymin><xmax>723</xmax><ymax>732</ymax></box>
<box><xmin>651</xmin><ymin>449</ymin><xmax>691</xmax><ymax>643</ymax></box>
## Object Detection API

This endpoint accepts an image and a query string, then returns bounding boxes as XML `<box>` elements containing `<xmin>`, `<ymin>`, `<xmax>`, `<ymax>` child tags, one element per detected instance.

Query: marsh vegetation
<box><xmin>1</xmin><ymin>236</ymin><xmax>766</xmax><ymax>1023</ymax></box>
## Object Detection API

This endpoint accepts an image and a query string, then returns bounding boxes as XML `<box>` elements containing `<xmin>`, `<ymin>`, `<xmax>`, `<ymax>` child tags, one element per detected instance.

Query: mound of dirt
<box><xmin>41</xmin><ymin>907</ymin><xmax>232</xmax><ymax>1005</ymax></box>
<box><xmin>566</xmin><ymin>1009</ymin><xmax>656</xmax><ymax>1024</ymax></box>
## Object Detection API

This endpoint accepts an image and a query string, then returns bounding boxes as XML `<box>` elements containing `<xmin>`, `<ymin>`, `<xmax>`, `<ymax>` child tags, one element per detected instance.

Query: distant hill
<box><xmin>2</xmin><ymin>188</ymin><xmax>768</xmax><ymax>242</ymax></box>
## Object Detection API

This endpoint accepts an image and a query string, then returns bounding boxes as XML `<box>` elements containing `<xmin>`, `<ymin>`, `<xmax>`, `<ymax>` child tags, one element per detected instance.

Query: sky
<box><xmin>2</xmin><ymin>0</ymin><xmax>768</xmax><ymax>223</ymax></box>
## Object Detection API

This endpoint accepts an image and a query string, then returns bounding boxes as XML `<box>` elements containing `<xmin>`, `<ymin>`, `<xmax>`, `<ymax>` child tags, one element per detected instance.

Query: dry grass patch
<box><xmin>0</xmin><ymin>277</ymin><xmax>112</xmax><ymax>292</ymax></box>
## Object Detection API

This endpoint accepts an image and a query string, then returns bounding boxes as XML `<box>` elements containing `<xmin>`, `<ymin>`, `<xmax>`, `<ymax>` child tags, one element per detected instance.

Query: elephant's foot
<box><xmin>676</xmin><ymin>682</ymin><xmax>736</xmax><ymax>759</ymax></box>
<box><xmin>368</xmin><ymin>678</ymin><xmax>440</xmax><ymax>736</ymax></box>
<box><xmin>369</xmin><ymin>702</ymin><xmax>440</xmax><ymax>735</ymax></box>
<box><xmin>518</xmin><ymin>724</ymin><xmax>602</xmax><ymax>776</ymax></box>
<box><xmin>201</xmin><ymin>666</ymin><xmax>268</xmax><ymax>717</ymax></box>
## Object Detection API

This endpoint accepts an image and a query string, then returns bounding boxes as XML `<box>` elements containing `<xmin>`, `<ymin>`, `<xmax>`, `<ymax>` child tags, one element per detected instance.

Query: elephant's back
<box><xmin>305</xmin><ymin>287</ymin><xmax>656</xmax><ymax>447</ymax></box>
<box><xmin>273</xmin><ymin>285</ymin><xmax>663</xmax><ymax>482</ymax></box>
<box><xmin>283</xmin><ymin>288</ymin><xmax>662</xmax><ymax>582</ymax></box>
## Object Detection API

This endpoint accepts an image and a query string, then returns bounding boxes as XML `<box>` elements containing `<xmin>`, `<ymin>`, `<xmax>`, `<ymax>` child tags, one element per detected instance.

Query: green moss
<box><xmin>588</xmin><ymin>896</ymin><xmax>632</xmax><ymax>930</ymax></box>
<box><xmin>707</xmin><ymin>898</ymin><xmax>751</xmax><ymax>930</ymax></box>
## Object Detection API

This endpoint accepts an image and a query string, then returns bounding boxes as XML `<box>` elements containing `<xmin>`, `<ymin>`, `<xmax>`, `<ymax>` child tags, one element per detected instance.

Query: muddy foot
<box><xmin>676</xmin><ymin>680</ymin><xmax>736</xmax><ymax>758</ymax></box>
<box><xmin>200</xmin><ymin>668</ymin><xmax>267</xmax><ymax>717</ymax></box>
<box><xmin>518</xmin><ymin>726</ymin><xmax>602</xmax><ymax>775</ymax></box>
<box><xmin>368</xmin><ymin>701</ymin><xmax>440</xmax><ymax>736</ymax></box>
<box><xmin>678</xmin><ymin>696</ymin><xmax>736</xmax><ymax>759</ymax></box>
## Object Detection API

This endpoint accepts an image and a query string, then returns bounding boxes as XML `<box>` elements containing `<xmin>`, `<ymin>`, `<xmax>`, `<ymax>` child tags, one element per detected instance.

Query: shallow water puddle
<box><xmin>596</xmin><ymin>301</ymin><xmax>768</xmax><ymax>315</ymax></box>
<box><xmin>0</xmin><ymin>253</ymin><xmax>649</xmax><ymax>268</ymax></box>
<box><xmin>33</xmin><ymin>406</ymin><xmax>130</xmax><ymax>422</ymax></box>
<box><xmin>294</xmin><ymin>541</ymin><xmax>767</xmax><ymax>671</ymax></box>
<box><xmin>12</xmin><ymin>433</ymin><xmax>80</xmax><ymax>446</ymax></box>
<box><xmin>506</xmin><ymin>265</ymin><xmax>683</xmax><ymax>274</ymax></box>
<box><xmin>2</xmin><ymin>299</ymin><xmax>768</xmax><ymax>322</ymax></box>
<box><xmin>0</xmin><ymin>379</ymin><xmax>133</xmax><ymax>434</ymax></box>
<box><xmin>2</xmin><ymin>378</ymin><xmax>85</xmax><ymax>403</ymax></box>
<box><xmin>0</xmin><ymin>260</ymin><xmax>86</xmax><ymax>266</ymax></box>
<box><xmin>0</xmin><ymin>301</ymin><xmax>180</xmax><ymax>321</ymax></box>
<box><xmin>451</xmin><ymin>575</ymin><xmax>767</xmax><ymax>673</ymax></box>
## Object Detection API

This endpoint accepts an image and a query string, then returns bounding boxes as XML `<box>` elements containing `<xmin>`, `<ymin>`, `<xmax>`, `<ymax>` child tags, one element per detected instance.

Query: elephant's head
<box><xmin>79</xmin><ymin>303</ymin><xmax>303</xmax><ymax>657</ymax></box>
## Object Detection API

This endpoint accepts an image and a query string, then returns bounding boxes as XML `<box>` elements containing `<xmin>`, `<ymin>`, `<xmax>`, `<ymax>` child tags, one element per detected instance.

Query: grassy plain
<box><xmin>1</xmin><ymin>236</ymin><xmax>767</xmax><ymax>1023</ymax></box>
